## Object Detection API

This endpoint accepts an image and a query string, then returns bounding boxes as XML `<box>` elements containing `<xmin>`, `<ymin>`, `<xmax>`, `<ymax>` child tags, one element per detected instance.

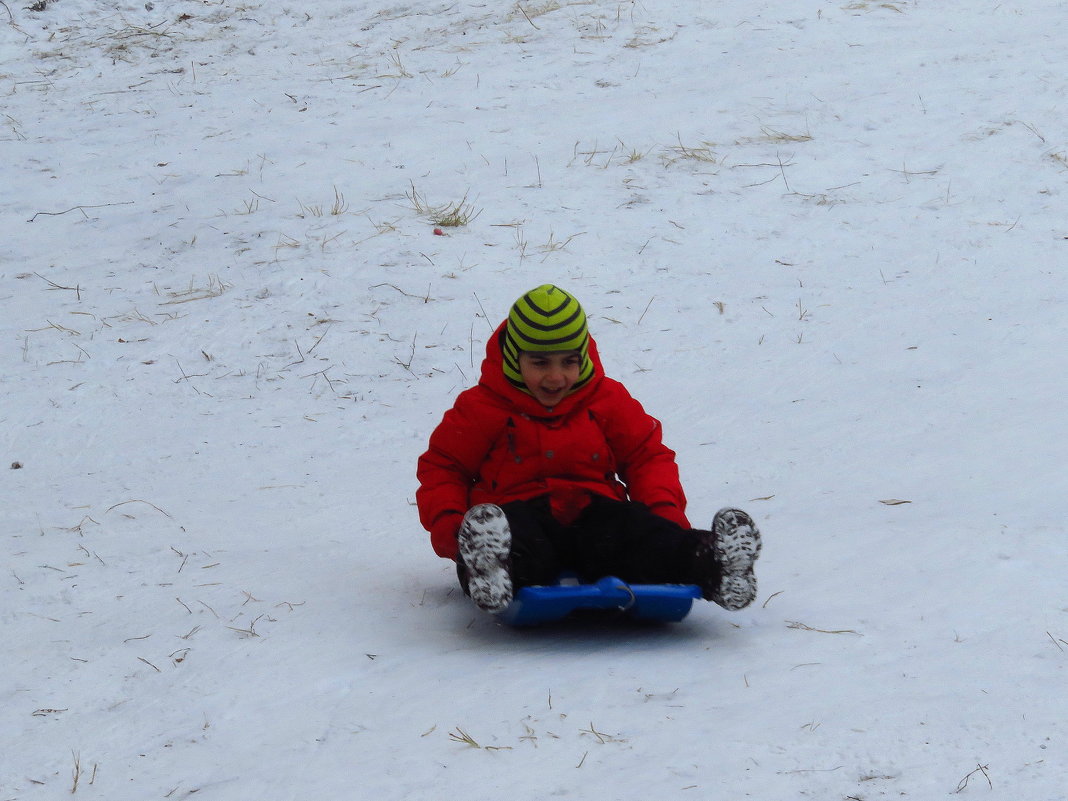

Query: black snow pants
<box><xmin>458</xmin><ymin>495</ymin><xmax>710</xmax><ymax>592</ymax></box>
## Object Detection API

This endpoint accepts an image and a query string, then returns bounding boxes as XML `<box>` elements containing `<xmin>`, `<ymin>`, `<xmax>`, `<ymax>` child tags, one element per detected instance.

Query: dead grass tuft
<box><xmin>406</xmin><ymin>183</ymin><xmax>481</xmax><ymax>227</ymax></box>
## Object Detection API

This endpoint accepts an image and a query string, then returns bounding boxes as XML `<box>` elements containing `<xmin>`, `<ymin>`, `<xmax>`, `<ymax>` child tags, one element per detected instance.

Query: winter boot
<box><xmin>696</xmin><ymin>508</ymin><xmax>762</xmax><ymax>610</ymax></box>
<box><xmin>457</xmin><ymin>503</ymin><xmax>514</xmax><ymax>614</ymax></box>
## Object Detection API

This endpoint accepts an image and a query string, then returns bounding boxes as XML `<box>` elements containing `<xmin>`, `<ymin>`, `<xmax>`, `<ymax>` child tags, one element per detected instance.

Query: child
<box><xmin>416</xmin><ymin>284</ymin><xmax>761</xmax><ymax>614</ymax></box>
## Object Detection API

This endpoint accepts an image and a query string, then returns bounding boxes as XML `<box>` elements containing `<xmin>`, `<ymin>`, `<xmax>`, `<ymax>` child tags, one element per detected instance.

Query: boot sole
<box><xmin>712</xmin><ymin>508</ymin><xmax>762</xmax><ymax>611</ymax></box>
<box><xmin>458</xmin><ymin>504</ymin><xmax>514</xmax><ymax>613</ymax></box>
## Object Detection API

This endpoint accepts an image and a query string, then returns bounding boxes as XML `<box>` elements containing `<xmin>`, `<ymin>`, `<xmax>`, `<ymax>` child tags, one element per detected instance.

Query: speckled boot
<box><xmin>696</xmin><ymin>508</ymin><xmax>762</xmax><ymax>610</ymax></box>
<box><xmin>458</xmin><ymin>504</ymin><xmax>514</xmax><ymax>614</ymax></box>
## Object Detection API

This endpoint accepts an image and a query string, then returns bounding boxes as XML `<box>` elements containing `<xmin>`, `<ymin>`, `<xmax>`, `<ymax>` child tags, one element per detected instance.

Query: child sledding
<box><xmin>416</xmin><ymin>285</ymin><xmax>761</xmax><ymax>622</ymax></box>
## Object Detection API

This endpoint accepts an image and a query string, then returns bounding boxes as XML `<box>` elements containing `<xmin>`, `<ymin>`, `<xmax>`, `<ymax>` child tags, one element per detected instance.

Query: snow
<box><xmin>2</xmin><ymin>0</ymin><xmax>1066</xmax><ymax>798</ymax></box>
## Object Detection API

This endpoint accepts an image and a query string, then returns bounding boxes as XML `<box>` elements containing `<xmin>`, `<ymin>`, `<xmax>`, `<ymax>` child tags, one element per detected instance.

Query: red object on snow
<box><xmin>433</xmin><ymin>228</ymin><xmax>445</xmax><ymax>236</ymax></box>
<box><xmin>415</xmin><ymin>321</ymin><xmax>690</xmax><ymax>561</ymax></box>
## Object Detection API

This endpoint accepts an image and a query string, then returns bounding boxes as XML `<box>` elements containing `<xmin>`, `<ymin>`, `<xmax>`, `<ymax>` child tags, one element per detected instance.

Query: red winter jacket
<box><xmin>416</xmin><ymin>321</ymin><xmax>690</xmax><ymax>560</ymax></box>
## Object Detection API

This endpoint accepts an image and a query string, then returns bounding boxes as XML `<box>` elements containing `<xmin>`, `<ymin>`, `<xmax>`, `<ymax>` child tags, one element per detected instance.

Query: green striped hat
<box><xmin>502</xmin><ymin>284</ymin><xmax>594</xmax><ymax>394</ymax></box>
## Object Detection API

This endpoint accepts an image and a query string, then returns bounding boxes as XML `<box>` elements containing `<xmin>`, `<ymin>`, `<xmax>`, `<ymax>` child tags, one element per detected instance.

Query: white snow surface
<box><xmin>3</xmin><ymin>1</ymin><xmax>1067</xmax><ymax>798</ymax></box>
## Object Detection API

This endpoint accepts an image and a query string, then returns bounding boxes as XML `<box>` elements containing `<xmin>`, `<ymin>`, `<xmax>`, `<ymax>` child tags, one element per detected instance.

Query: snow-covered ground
<box><xmin>3</xmin><ymin>1</ymin><xmax>1066</xmax><ymax>798</ymax></box>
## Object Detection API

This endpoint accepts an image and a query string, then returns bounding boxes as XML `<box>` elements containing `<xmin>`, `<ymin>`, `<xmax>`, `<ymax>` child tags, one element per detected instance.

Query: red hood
<box><xmin>478</xmin><ymin>319</ymin><xmax>604</xmax><ymax>416</ymax></box>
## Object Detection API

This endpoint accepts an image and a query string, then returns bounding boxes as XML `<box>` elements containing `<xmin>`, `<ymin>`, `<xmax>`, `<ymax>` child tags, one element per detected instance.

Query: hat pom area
<box><xmin>501</xmin><ymin>284</ymin><xmax>594</xmax><ymax>393</ymax></box>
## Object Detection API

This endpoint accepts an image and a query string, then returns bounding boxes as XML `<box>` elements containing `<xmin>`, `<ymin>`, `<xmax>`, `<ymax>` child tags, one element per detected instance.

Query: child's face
<box><xmin>518</xmin><ymin>350</ymin><xmax>582</xmax><ymax>408</ymax></box>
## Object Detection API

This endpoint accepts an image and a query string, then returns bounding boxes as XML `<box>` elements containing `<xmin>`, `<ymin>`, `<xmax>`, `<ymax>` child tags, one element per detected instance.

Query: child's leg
<box><xmin>570</xmin><ymin>496</ymin><xmax>700</xmax><ymax>585</ymax></box>
<box><xmin>500</xmin><ymin>497</ymin><xmax>570</xmax><ymax>589</ymax></box>
<box><xmin>570</xmin><ymin>498</ymin><xmax>762</xmax><ymax>610</ymax></box>
<box><xmin>456</xmin><ymin>496</ymin><xmax>567</xmax><ymax>611</ymax></box>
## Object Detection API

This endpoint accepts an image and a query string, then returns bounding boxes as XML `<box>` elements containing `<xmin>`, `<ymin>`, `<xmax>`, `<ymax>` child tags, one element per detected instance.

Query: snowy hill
<box><xmin>3</xmin><ymin>1</ymin><xmax>1066</xmax><ymax>798</ymax></box>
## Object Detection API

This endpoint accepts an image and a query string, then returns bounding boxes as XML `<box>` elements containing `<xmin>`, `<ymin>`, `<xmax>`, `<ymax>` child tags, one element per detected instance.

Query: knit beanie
<box><xmin>501</xmin><ymin>284</ymin><xmax>595</xmax><ymax>393</ymax></box>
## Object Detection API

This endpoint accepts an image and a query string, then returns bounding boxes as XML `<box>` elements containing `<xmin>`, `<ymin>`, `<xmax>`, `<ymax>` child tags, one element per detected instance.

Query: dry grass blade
<box><xmin>226</xmin><ymin>614</ymin><xmax>264</xmax><ymax>638</ymax></box>
<box><xmin>431</xmin><ymin>194</ymin><xmax>481</xmax><ymax>227</ymax></box>
<box><xmin>71</xmin><ymin>750</ymin><xmax>81</xmax><ymax>793</ymax></box>
<box><xmin>512</xmin><ymin>0</ymin><xmax>561</xmax><ymax>23</ymax></box>
<box><xmin>787</xmin><ymin>620</ymin><xmax>863</xmax><ymax>636</ymax></box>
<box><xmin>27</xmin><ymin>201</ymin><xmax>134</xmax><ymax>222</ymax></box>
<box><xmin>105</xmin><ymin>499</ymin><xmax>173</xmax><ymax>518</ymax></box>
<box><xmin>762</xmin><ymin>590</ymin><xmax>784</xmax><ymax>608</ymax></box>
<box><xmin>955</xmin><ymin>762</ymin><xmax>992</xmax><ymax>793</ymax></box>
<box><xmin>759</xmin><ymin>126</ymin><xmax>813</xmax><ymax>143</ymax></box>
<box><xmin>537</xmin><ymin>230</ymin><xmax>584</xmax><ymax>259</ymax></box>
<box><xmin>405</xmin><ymin>183</ymin><xmax>481</xmax><ymax>227</ymax></box>
<box><xmin>579</xmin><ymin>721</ymin><xmax>623</xmax><ymax>743</ymax></box>
<box><xmin>448</xmin><ymin>727</ymin><xmax>480</xmax><ymax>748</ymax></box>
<box><xmin>159</xmin><ymin>275</ymin><xmax>231</xmax><ymax>305</ymax></box>
<box><xmin>661</xmin><ymin>136</ymin><xmax>717</xmax><ymax>166</ymax></box>
<box><xmin>330</xmin><ymin>186</ymin><xmax>347</xmax><ymax>215</ymax></box>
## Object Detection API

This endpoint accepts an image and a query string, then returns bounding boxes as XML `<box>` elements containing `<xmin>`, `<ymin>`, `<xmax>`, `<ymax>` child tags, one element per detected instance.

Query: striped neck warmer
<box><xmin>501</xmin><ymin>284</ymin><xmax>594</xmax><ymax>395</ymax></box>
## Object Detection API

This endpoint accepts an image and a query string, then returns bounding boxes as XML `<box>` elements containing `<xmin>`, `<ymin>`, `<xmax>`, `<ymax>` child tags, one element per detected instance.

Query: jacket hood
<box><xmin>478</xmin><ymin>319</ymin><xmax>604</xmax><ymax>416</ymax></box>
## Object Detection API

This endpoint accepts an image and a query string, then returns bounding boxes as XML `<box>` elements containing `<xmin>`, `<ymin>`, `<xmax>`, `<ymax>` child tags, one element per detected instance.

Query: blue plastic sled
<box><xmin>496</xmin><ymin>576</ymin><xmax>702</xmax><ymax>626</ymax></box>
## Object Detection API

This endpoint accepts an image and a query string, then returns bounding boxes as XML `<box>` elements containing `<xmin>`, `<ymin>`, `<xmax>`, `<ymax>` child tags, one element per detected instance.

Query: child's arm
<box><xmin>416</xmin><ymin>393</ymin><xmax>498</xmax><ymax>559</ymax></box>
<box><xmin>596</xmin><ymin>381</ymin><xmax>690</xmax><ymax>529</ymax></box>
